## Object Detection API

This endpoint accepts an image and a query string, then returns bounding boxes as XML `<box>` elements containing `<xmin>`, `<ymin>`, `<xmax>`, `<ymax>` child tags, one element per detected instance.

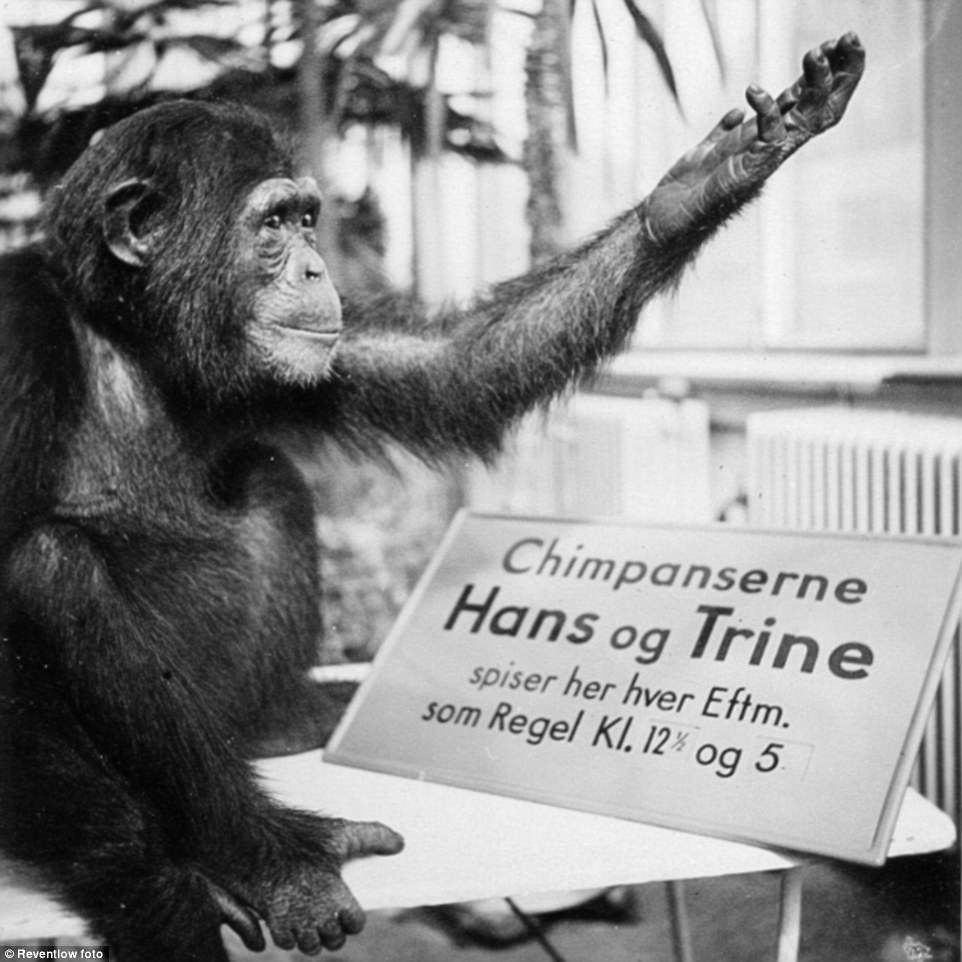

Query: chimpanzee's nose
<box><xmin>304</xmin><ymin>248</ymin><xmax>326</xmax><ymax>281</ymax></box>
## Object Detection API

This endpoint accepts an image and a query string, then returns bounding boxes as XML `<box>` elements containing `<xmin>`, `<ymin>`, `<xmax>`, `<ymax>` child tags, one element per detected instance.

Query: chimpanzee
<box><xmin>0</xmin><ymin>34</ymin><xmax>863</xmax><ymax>961</ymax></box>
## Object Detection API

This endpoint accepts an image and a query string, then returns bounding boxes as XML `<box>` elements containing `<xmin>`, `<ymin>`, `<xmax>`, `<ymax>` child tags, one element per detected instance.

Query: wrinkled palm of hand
<box><xmin>643</xmin><ymin>32</ymin><xmax>865</xmax><ymax>243</ymax></box>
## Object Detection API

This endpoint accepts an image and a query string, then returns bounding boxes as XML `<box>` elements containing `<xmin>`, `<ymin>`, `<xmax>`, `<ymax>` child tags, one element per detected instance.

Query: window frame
<box><xmin>605</xmin><ymin>1</ymin><xmax>962</xmax><ymax>395</ymax></box>
<box><xmin>924</xmin><ymin>0</ymin><xmax>962</xmax><ymax>357</ymax></box>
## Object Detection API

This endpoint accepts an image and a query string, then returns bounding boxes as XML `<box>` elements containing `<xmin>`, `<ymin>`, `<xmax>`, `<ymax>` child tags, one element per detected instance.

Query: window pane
<box><xmin>781</xmin><ymin>1</ymin><xmax>925</xmax><ymax>349</ymax></box>
<box><xmin>631</xmin><ymin>0</ymin><xmax>926</xmax><ymax>351</ymax></box>
<box><xmin>633</xmin><ymin>0</ymin><xmax>767</xmax><ymax>348</ymax></box>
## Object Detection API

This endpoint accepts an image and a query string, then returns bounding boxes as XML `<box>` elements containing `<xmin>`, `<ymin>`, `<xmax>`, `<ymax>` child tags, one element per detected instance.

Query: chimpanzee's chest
<box><xmin>112</xmin><ymin>443</ymin><xmax>323</xmax><ymax>669</ymax></box>
<box><xmin>209</xmin><ymin>443</ymin><xmax>322</xmax><ymax>622</ymax></box>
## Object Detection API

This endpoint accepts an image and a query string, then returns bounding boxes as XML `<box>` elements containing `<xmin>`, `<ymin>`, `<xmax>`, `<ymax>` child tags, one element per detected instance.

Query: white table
<box><xmin>0</xmin><ymin>752</ymin><xmax>956</xmax><ymax>961</ymax></box>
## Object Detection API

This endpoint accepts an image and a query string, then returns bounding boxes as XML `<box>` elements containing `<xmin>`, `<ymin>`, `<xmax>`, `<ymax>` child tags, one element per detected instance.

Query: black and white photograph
<box><xmin>0</xmin><ymin>2</ymin><xmax>957</xmax><ymax>960</ymax></box>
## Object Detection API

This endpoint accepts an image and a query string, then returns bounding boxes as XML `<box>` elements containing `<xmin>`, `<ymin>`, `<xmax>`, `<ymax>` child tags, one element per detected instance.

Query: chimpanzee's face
<box><xmin>235</xmin><ymin>177</ymin><xmax>343</xmax><ymax>383</ymax></box>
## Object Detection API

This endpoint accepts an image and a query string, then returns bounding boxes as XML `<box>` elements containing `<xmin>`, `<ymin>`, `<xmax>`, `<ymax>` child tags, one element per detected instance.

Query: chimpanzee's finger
<box><xmin>340</xmin><ymin>901</ymin><xmax>367</xmax><ymax>935</ymax></box>
<box><xmin>745</xmin><ymin>84</ymin><xmax>784</xmax><ymax>144</ymax></box>
<box><xmin>802</xmin><ymin>46</ymin><xmax>832</xmax><ymax>92</ymax></box>
<box><xmin>777</xmin><ymin>84</ymin><xmax>801</xmax><ymax>114</ymax></box>
<box><xmin>295</xmin><ymin>926</ymin><xmax>322</xmax><ymax>956</ymax></box>
<box><xmin>318</xmin><ymin>915</ymin><xmax>349</xmax><ymax>951</ymax></box>
<box><xmin>333</xmin><ymin>819</ymin><xmax>405</xmax><ymax>861</ymax></box>
<box><xmin>211</xmin><ymin>883</ymin><xmax>266</xmax><ymax>952</ymax></box>
<box><xmin>829</xmin><ymin>32</ymin><xmax>866</xmax><ymax>96</ymax></box>
<box><xmin>705</xmin><ymin>107</ymin><xmax>746</xmax><ymax>144</ymax></box>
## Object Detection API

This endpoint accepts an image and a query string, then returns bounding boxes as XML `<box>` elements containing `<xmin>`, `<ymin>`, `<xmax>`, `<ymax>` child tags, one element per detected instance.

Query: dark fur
<box><xmin>0</xmin><ymin>75</ymin><xmax>850</xmax><ymax>958</ymax></box>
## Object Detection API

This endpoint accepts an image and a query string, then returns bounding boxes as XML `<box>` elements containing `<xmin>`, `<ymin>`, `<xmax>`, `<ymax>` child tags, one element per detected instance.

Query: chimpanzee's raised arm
<box><xmin>320</xmin><ymin>34</ymin><xmax>863</xmax><ymax>461</ymax></box>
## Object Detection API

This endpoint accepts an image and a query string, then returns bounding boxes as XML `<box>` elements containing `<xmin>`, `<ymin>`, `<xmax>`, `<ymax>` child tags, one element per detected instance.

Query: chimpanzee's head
<box><xmin>45</xmin><ymin>100</ymin><xmax>342</xmax><ymax>406</ymax></box>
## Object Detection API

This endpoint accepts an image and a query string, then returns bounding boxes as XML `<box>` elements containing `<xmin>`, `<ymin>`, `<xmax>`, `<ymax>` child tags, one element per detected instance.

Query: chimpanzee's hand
<box><xmin>211</xmin><ymin>814</ymin><xmax>404</xmax><ymax>955</ymax></box>
<box><xmin>641</xmin><ymin>32</ymin><xmax>865</xmax><ymax>244</ymax></box>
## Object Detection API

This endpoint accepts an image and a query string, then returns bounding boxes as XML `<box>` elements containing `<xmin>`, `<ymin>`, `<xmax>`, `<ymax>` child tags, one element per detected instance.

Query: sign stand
<box><xmin>667</xmin><ymin>879</ymin><xmax>695</xmax><ymax>962</ymax></box>
<box><xmin>776</xmin><ymin>869</ymin><xmax>805</xmax><ymax>962</ymax></box>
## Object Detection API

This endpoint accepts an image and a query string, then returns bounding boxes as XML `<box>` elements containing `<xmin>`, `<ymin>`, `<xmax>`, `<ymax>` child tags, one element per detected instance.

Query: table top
<box><xmin>0</xmin><ymin>749</ymin><xmax>955</xmax><ymax>940</ymax></box>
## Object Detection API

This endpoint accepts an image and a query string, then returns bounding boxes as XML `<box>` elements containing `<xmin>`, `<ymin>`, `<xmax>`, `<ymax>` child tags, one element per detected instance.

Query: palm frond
<box><xmin>588</xmin><ymin>0</ymin><xmax>610</xmax><ymax>97</ymax></box>
<box><xmin>621</xmin><ymin>0</ymin><xmax>680</xmax><ymax>107</ymax></box>
<box><xmin>698</xmin><ymin>0</ymin><xmax>727</xmax><ymax>82</ymax></box>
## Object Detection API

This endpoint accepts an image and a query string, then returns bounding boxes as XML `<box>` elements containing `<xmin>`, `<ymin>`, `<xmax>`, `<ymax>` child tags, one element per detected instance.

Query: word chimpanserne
<box><xmin>502</xmin><ymin>537</ymin><xmax>869</xmax><ymax>602</ymax></box>
<box><xmin>441</xmin><ymin>537</ymin><xmax>876</xmax><ymax>681</ymax></box>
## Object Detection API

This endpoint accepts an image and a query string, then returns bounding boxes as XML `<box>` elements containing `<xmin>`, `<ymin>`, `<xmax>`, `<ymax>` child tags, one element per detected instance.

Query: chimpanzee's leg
<box><xmin>0</xmin><ymin>696</ymin><xmax>240</xmax><ymax>962</ymax></box>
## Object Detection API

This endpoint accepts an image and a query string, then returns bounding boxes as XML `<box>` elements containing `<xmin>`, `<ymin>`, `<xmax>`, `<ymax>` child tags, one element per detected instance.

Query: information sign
<box><xmin>326</xmin><ymin>513</ymin><xmax>962</xmax><ymax>863</ymax></box>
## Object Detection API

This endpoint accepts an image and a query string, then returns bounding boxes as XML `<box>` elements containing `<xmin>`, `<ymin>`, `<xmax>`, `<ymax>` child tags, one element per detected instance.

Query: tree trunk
<box><xmin>411</xmin><ymin>38</ymin><xmax>448</xmax><ymax>304</ymax></box>
<box><xmin>295</xmin><ymin>0</ymin><xmax>343</xmax><ymax>282</ymax></box>
<box><xmin>523</xmin><ymin>0</ymin><xmax>572</xmax><ymax>265</ymax></box>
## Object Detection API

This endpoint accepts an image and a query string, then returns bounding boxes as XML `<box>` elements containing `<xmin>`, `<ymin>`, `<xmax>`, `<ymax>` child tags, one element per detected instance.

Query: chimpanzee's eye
<box><xmin>263</xmin><ymin>213</ymin><xmax>283</xmax><ymax>230</ymax></box>
<box><xmin>301</xmin><ymin>211</ymin><xmax>316</xmax><ymax>229</ymax></box>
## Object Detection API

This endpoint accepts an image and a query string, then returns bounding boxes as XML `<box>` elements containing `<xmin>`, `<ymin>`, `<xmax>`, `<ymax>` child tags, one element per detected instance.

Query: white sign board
<box><xmin>326</xmin><ymin>513</ymin><xmax>962</xmax><ymax>864</ymax></box>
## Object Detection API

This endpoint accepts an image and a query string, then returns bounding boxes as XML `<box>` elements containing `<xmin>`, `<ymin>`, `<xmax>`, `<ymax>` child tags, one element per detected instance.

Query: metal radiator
<box><xmin>747</xmin><ymin>408</ymin><xmax>962</xmax><ymax>825</ymax></box>
<box><xmin>469</xmin><ymin>393</ymin><xmax>712</xmax><ymax>524</ymax></box>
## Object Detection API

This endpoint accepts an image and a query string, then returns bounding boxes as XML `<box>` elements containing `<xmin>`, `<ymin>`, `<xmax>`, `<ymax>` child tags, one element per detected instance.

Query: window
<box><xmin>566</xmin><ymin>1</ymin><xmax>940</xmax><ymax>356</ymax></box>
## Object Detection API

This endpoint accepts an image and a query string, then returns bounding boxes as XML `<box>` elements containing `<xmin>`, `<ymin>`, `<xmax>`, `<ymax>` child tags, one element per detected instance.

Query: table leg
<box><xmin>666</xmin><ymin>880</ymin><xmax>695</xmax><ymax>962</ymax></box>
<box><xmin>776</xmin><ymin>867</ymin><xmax>804</xmax><ymax>962</ymax></box>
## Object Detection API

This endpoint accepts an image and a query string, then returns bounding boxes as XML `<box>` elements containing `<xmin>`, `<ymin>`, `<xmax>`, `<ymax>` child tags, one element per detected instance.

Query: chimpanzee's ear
<box><xmin>103</xmin><ymin>179</ymin><xmax>163</xmax><ymax>268</ymax></box>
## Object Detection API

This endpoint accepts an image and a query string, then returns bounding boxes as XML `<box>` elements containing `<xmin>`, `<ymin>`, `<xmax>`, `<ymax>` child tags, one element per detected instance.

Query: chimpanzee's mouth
<box><xmin>279</xmin><ymin>325</ymin><xmax>341</xmax><ymax>344</ymax></box>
